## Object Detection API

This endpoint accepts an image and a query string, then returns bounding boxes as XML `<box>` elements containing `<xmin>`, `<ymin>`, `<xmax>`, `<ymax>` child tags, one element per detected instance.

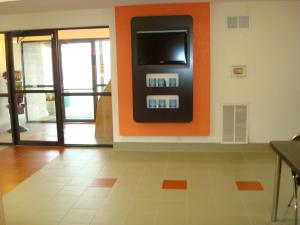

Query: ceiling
<box><xmin>0</xmin><ymin>0</ymin><xmax>298</xmax><ymax>15</ymax></box>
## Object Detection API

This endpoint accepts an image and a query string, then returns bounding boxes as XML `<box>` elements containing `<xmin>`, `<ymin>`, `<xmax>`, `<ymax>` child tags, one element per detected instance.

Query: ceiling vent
<box><xmin>227</xmin><ymin>16</ymin><xmax>249</xmax><ymax>29</ymax></box>
<box><xmin>222</xmin><ymin>104</ymin><xmax>248</xmax><ymax>144</ymax></box>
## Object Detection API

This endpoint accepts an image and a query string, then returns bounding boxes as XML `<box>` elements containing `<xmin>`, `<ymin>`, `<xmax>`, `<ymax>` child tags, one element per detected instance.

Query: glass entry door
<box><xmin>7</xmin><ymin>30</ymin><xmax>63</xmax><ymax>144</ymax></box>
<box><xmin>58</xmin><ymin>31</ymin><xmax>112</xmax><ymax>145</ymax></box>
<box><xmin>60</xmin><ymin>41</ymin><xmax>96</xmax><ymax>121</ymax></box>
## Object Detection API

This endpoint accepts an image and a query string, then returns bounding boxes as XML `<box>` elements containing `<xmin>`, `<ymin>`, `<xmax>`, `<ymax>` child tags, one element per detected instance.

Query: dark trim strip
<box><xmin>60</xmin><ymin>38</ymin><xmax>109</xmax><ymax>43</ymax></box>
<box><xmin>24</xmin><ymin>85</ymin><xmax>54</xmax><ymax>88</ymax></box>
<box><xmin>62</xmin><ymin>92</ymin><xmax>111</xmax><ymax>96</ymax></box>
<box><xmin>63</xmin><ymin>119</ymin><xmax>95</xmax><ymax>123</ymax></box>
<box><xmin>16</xmin><ymin>141</ymin><xmax>61</xmax><ymax>146</ymax></box>
<box><xmin>15</xmin><ymin>90</ymin><xmax>55</xmax><ymax>94</ymax></box>
<box><xmin>64</xmin><ymin>144</ymin><xmax>113</xmax><ymax>147</ymax></box>
<box><xmin>58</xmin><ymin>26</ymin><xmax>109</xmax><ymax>31</ymax></box>
<box><xmin>25</xmin><ymin>120</ymin><xmax>56</xmax><ymax>124</ymax></box>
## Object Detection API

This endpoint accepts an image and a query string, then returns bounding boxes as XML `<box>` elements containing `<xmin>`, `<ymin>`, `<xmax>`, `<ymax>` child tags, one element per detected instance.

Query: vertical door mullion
<box><xmin>52</xmin><ymin>30</ymin><xmax>64</xmax><ymax>145</ymax></box>
<box><xmin>20</xmin><ymin>42</ymin><xmax>30</xmax><ymax>123</ymax></box>
<box><xmin>58</xmin><ymin>42</ymin><xmax>67</xmax><ymax>122</ymax></box>
<box><xmin>5</xmin><ymin>33</ymin><xmax>20</xmax><ymax>144</ymax></box>
<box><xmin>91</xmin><ymin>41</ymin><xmax>97</xmax><ymax>121</ymax></box>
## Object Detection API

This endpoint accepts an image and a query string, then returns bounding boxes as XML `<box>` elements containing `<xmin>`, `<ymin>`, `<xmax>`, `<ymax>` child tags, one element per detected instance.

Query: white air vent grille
<box><xmin>222</xmin><ymin>104</ymin><xmax>248</xmax><ymax>144</ymax></box>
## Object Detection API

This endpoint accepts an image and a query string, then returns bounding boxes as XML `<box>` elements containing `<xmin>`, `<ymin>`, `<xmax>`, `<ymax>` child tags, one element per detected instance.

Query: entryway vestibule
<box><xmin>0</xmin><ymin>27</ymin><xmax>113</xmax><ymax>146</ymax></box>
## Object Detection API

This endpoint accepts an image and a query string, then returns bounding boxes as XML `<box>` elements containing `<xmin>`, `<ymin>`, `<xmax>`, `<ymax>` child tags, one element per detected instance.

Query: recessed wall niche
<box><xmin>131</xmin><ymin>15</ymin><xmax>193</xmax><ymax>122</ymax></box>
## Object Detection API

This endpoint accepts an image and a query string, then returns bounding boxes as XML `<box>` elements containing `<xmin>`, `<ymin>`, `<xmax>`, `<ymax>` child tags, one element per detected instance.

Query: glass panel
<box><xmin>61</xmin><ymin>42</ymin><xmax>93</xmax><ymax>92</ymax></box>
<box><xmin>95</xmin><ymin>40</ymin><xmax>111</xmax><ymax>92</ymax></box>
<box><xmin>12</xmin><ymin>36</ymin><xmax>54</xmax><ymax>91</ymax></box>
<box><xmin>64</xmin><ymin>95</ymin><xmax>112</xmax><ymax>145</ymax></box>
<box><xmin>64</xmin><ymin>96</ymin><xmax>94</xmax><ymax>120</ymax></box>
<box><xmin>18</xmin><ymin>93</ymin><xmax>57</xmax><ymax>142</ymax></box>
<box><xmin>0</xmin><ymin>97</ymin><xmax>12</xmax><ymax>143</ymax></box>
<box><xmin>0</xmin><ymin>34</ymin><xmax>8</xmax><ymax>93</ymax></box>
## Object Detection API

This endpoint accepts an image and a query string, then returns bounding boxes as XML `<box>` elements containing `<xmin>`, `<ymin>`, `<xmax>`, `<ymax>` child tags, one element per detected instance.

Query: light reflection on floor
<box><xmin>0</xmin><ymin>123</ymin><xmax>112</xmax><ymax>145</ymax></box>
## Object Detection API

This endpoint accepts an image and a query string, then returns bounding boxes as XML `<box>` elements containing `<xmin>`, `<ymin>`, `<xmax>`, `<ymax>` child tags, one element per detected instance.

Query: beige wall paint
<box><xmin>0</xmin><ymin>2</ymin><xmax>300</xmax><ymax>144</ymax></box>
<box><xmin>211</xmin><ymin>1</ymin><xmax>300</xmax><ymax>143</ymax></box>
<box><xmin>0</xmin><ymin>195</ymin><xmax>5</xmax><ymax>225</ymax></box>
<box><xmin>0</xmin><ymin>8</ymin><xmax>114</xmax><ymax>31</ymax></box>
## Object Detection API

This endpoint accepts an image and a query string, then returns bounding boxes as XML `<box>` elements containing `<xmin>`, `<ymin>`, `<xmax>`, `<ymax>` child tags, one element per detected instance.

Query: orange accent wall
<box><xmin>115</xmin><ymin>3</ymin><xmax>210</xmax><ymax>136</ymax></box>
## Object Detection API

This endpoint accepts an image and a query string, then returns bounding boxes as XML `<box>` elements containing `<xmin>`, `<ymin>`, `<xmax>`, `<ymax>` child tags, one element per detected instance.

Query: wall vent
<box><xmin>227</xmin><ymin>16</ymin><xmax>238</xmax><ymax>29</ymax></box>
<box><xmin>239</xmin><ymin>16</ymin><xmax>249</xmax><ymax>28</ymax></box>
<box><xmin>227</xmin><ymin>16</ymin><xmax>249</xmax><ymax>29</ymax></box>
<box><xmin>222</xmin><ymin>104</ymin><xmax>248</xmax><ymax>144</ymax></box>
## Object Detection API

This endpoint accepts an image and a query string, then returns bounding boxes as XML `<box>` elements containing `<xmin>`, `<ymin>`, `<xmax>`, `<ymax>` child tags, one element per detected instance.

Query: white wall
<box><xmin>1</xmin><ymin>1</ymin><xmax>300</xmax><ymax>144</ymax></box>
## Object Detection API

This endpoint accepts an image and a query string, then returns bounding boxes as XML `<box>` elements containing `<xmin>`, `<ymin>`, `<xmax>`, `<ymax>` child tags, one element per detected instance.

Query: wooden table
<box><xmin>270</xmin><ymin>141</ymin><xmax>300</xmax><ymax>222</ymax></box>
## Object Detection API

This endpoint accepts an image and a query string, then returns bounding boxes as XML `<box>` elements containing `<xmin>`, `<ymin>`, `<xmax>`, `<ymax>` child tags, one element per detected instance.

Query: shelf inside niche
<box><xmin>146</xmin><ymin>95</ymin><xmax>179</xmax><ymax>109</ymax></box>
<box><xmin>146</xmin><ymin>73</ymin><xmax>179</xmax><ymax>88</ymax></box>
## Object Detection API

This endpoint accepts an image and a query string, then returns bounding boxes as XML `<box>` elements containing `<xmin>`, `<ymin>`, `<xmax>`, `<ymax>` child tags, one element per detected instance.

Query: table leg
<box><xmin>271</xmin><ymin>154</ymin><xmax>282</xmax><ymax>222</ymax></box>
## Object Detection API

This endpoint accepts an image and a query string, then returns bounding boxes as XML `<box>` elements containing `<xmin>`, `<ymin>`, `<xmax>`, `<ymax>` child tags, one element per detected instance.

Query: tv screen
<box><xmin>137</xmin><ymin>31</ymin><xmax>187</xmax><ymax>65</ymax></box>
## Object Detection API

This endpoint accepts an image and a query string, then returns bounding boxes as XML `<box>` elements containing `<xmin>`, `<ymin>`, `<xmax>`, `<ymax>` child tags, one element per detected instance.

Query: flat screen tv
<box><xmin>137</xmin><ymin>30</ymin><xmax>188</xmax><ymax>65</ymax></box>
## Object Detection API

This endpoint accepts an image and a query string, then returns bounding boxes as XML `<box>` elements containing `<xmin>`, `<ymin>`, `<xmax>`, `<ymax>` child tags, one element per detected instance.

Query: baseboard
<box><xmin>113</xmin><ymin>142</ymin><xmax>272</xmax><ymax>152</ymax></box>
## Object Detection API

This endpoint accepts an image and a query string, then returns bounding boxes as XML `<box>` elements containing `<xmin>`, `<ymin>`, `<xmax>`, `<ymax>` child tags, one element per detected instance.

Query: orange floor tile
<box><xmin>90</xmin><ymin>178</ymin><xmax>117</xmax><ymax>187</ymax></box>
<box><xmin>0</xmin><ymin>146</ymin><xmax>63</xmax><ymax>194</ymax></box>
<box><xmin>236</xmin><ymin>181</ymin><xmax>264</xmax><ymax>191</ymax></box>
<box><xmin>162</xmin><ymin>180</ymin><xmax>187</xmax><ymax>190</ymax></box>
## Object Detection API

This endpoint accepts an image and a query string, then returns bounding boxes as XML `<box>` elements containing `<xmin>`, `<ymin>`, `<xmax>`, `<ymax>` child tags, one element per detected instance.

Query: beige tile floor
<box><xmin>1</xmin><ymin>150</ymin><xmax>299</xmax><ymax>225</ymax></box>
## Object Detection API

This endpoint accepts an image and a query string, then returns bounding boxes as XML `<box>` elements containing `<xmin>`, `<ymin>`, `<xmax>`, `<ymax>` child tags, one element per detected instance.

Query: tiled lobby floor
<box><xmin>0</xmin><ymin>147</ymin><xmax>299</xmax><ymax>225</ymax></box>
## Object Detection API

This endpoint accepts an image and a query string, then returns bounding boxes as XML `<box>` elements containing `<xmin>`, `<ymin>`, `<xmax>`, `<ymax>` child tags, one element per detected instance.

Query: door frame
<box><xmin>5</xmin><ymin>29</ymin><xmax>64</xmax><ymax>146</ymax></box>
